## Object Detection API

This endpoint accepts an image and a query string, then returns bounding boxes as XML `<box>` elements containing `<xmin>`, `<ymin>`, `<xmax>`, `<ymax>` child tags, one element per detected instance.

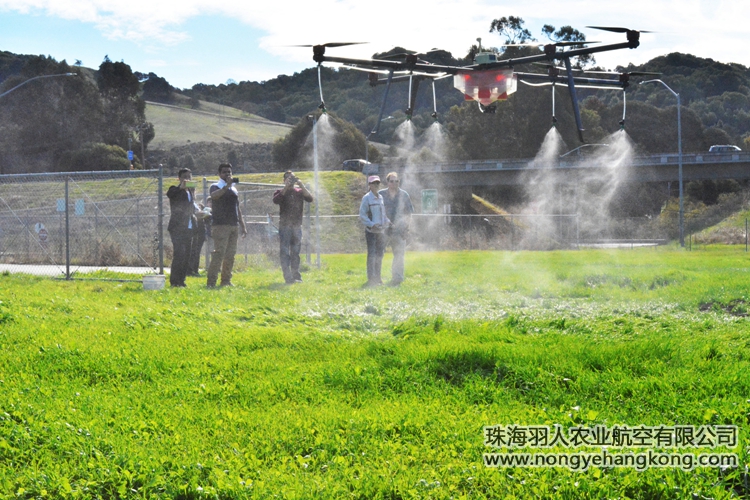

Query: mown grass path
<box><xmin>1</xmin><ymin>248</ymin><xmax>749</xmax><ymax>498</ymax></box>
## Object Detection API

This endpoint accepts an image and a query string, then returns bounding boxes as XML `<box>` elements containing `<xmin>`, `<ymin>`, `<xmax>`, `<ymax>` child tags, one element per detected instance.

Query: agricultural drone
<box><xmin>297</xmin><ymin>26</ymin><xmax>658</xmax><ymax>143</ymax></box>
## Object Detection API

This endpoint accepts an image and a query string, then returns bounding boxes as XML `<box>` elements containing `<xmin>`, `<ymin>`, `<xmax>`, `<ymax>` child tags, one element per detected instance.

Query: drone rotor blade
<box><xmin>288</xmin><ymin>42</ymin><xmax>368</xmax><ymax>48</ymax></box>
<box><xmin>586</xmin><ymin>26</ymin><xmax>655</xmax><ymax>34</ymax></box>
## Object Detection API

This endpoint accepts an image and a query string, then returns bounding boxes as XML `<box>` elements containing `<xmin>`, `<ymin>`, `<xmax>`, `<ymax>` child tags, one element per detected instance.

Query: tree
<box><xmin>489</xmin><ymin>16</ymin><xmax>533</xmax><ymax>44</ymax></box>
<box><xmin>541</xmin><ymin>25</ymin><xmax>595</xmax><ymax>68</ymax></box>
<box><xmin>272</xmin><ymin>112</ymin><xmax>381</xmax><ymax>171</ymax></box>
<box><xmin>97</xmin><ymin>57</ymin><xmax>147</xmax><ymax>149</ymax></box>
<box><xmin>141</xmin><ymin>72</ymin><xmax>173</xmax><ymax>103</ymax></box>
<box><xmin>57</xmin><ymin>143</ymin><xmax>132</xmax><ymax>171</ymax></box>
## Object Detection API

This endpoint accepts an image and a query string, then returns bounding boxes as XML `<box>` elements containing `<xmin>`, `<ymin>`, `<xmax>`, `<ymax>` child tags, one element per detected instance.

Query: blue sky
<box><xmin>1</xmin><ymin>1</ymin><xmax>748</xmax><ymax>90</ymax></box>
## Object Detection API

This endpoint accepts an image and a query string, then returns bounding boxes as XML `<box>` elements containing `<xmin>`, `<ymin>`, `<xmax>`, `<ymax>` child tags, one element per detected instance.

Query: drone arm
<box><xmin>372</xmin><ymin>70</ymin><xmax>394</xmax><ymax>136</ymax></box>
<box><xmin>563</xmin><ymin>58</ymin><xmax>585</xmax><ymax>143</ymax></box>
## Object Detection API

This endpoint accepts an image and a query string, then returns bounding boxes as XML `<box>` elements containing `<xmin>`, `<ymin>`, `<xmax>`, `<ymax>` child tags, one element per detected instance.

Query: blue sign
<box><xmin>127</xmin><ymin>150</ymin><xmax>134</xmax><ymax>161</ymax></box>
<box><xmin>75</xmin><ymin>199</ymin><xmax>85</xmax><ymax>216</ymax></box>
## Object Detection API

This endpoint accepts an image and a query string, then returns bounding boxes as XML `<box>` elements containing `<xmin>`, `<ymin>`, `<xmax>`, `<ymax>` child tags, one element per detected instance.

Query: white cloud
<box><xmin>2</xmin><ymin>0</ymin><xmax>750</xmax><ymax>72</ymax></box>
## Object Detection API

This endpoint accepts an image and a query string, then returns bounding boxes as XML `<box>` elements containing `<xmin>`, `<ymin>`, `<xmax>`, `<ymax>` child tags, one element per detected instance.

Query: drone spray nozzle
<box><xmin>431</xmin><ymin>111</ymin><xmax>438</xmax><ymax>120</ymax></box>
<box><xmin>405</xmin><ymin>108</ymin><xmax>413</xmax><ymax>120</ymax></box>
<box><xmin>318</xmin><ymin>102</ymin><xmax>327</xmax><ymax>113</ymax></box>
<box><xmin>552</xmin><ymin>115</ymin><xmax>558</xmax><ymax>126</ymax></box>
<box><xmin>619</xmin><ymin>119</ymin><xmax>625</xmax><ymax>129</ymax></box>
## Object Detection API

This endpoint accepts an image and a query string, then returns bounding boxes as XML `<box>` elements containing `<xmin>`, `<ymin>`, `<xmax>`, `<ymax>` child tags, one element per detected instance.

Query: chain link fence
<box><xmin>0</xmin><ymin>169</ymin><xmax>163</xmax><ymax>278</ymax></box>
<box><xmin>2</xmin><ymin>170</ymin><xmax>747</xmax><ymax>280</ymax></box>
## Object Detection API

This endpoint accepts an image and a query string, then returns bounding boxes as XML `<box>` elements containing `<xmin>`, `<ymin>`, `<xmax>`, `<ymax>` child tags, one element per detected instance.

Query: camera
<box><xmin>231</xmin><ymin>177</ymin><xmax>240</xmax><ymax>184</ymax></box>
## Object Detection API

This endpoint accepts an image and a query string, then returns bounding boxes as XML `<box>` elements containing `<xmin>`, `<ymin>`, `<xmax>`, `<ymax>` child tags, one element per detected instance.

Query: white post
<box><xmin>313</xmin><ymin>116</ymin><xmax>321</xmax><ymax>267</ymax></box>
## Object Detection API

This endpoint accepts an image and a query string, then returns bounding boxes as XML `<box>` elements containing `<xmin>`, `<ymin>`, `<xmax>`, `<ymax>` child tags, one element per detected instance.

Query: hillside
<box><xmin>146</xmin><ymin>98</ymin><xmax>291</xmax><ymax>149</ymax></box>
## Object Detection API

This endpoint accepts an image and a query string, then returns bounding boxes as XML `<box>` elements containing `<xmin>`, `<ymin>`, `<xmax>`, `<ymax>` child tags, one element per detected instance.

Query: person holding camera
<box><xmin>206</xmin><ymin>163</ymin><xmax>247</xmax><ymax>288</ymax></box>
<box><xmin>166</xmin><ymin>168</ymin><xmax>197</xmax><ymax>287</ymax></box>
<box><xmin>359</xmin><ymin>175</ymin><xmax>391</xmax><ymax>287</ymax></box>
<box><xmin>273</xmin><ymin>171</ymin><xmax>314</xmax><ymax>284</ymax></box>
<box><xmin>379</xmin><ymin>172</ymin><xmax>414</xmax><ymax>286</ymax></box>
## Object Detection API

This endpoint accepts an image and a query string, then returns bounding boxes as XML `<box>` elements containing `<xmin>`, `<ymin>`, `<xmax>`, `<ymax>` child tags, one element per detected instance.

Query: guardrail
<box><xmin>373</xmin><ymin>152</ymin><xmax>750</xmax><ymax>174</ymax></box>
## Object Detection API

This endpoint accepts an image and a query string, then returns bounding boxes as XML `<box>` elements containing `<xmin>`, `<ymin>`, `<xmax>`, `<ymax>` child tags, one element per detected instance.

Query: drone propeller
<box><xmin>586</xmin><ymin>26</ymin><xmax>654</xmax><ymax>48</ymax></box>
<box><xmin>502</xmin><ymin>41</ymin><xmax>599</xmax><ymax>48</ymax></box>
<box><xmin>290</xmin><ymin>42</ymin><xmax>368</xmax><ymax>64</ymax></box>
<box><xmin>586</xmin><ymin>26</ymin><xmax>655</xmax><ymax>34</ymax></box>
<box><xmin>288</xmin><ymin>42</ymin><xmax>368</xmax><ymax>48</ymax></box>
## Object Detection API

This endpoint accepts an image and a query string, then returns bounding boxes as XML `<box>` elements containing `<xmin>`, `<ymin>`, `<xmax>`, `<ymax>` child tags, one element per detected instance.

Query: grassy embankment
<box><xmin>145</xmin><ymin>100</ymin><xmax>292</xmax><ymax>150</ymax></box>
<box><xmin>1</xmin><ymin>248</ymin><xmax>750</xmax><ymax>498</ymax></box>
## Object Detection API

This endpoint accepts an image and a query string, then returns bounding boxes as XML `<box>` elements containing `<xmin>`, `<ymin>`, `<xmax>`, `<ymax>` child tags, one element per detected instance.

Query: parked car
<box><xmin>708</xmin><ymin>145</ymin><xmax>741</xmax><ymax>153</ymax></box>
<box><xmin>342</xmin><ymin>159</ymin><xmax>370</xmax><ymax>172</ymax></box>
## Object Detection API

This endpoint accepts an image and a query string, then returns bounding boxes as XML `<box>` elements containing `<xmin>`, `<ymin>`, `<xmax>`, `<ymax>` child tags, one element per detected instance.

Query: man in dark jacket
<box><xmin>166</xmin><ymin>168</ymin><xmax>197</xmax><ymax>287</ymax></box>
<box><xmin>272</xmin><ymin>170</ymin><xmax>313</xmax><ymax>284</ymax></box>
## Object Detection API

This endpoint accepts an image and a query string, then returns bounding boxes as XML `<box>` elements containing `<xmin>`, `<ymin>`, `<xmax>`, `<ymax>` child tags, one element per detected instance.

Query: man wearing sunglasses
<box><xmin>379</xmin><ymin>172</ymin><xmax>414</xmax><ymax>286</ymax></box>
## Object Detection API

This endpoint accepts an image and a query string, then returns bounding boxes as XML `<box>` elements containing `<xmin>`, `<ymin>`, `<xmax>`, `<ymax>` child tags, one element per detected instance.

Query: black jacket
<box><xmin>167</xmin><ymin>186</ymin><xmax>197</xmax><ymax>232</ymax></box>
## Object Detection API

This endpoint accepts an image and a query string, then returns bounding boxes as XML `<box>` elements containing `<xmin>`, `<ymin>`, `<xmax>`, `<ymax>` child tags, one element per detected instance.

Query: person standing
<box><xmin>206</xmin><ymin>163</ymin><xmax>247</xmax><ymax>288</ymax></box>
<box><xmin>188</xmin><ymin>201</ymin><xmax>210</xmax><ymax>276</ymax></box>
<box><xmin>359</xmin><ymin>175</ymin><xmax>390</xmax><ymax>287</ymax></box>
<box><xmin>379</xmin><ymin>172</ymin><xmax>414</xmax><ymax>286</ymax></box>
<box><xmin>166</xmin><ymin>168</ymin><xmax>196</xmax><ymax>287</ymax></box>
<box><xmin>273</xmin><ymin>170</ymin><xmax>314</xmax><ymax>284</ymax></box>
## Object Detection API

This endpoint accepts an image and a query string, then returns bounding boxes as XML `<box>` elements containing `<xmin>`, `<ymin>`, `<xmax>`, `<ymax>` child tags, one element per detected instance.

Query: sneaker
<box><xmin>294</xmin><ymin>279</ymin><xmax>303</xmax><ymax>283</ymax></box>
<box><xmin>219</xmin><ymin>282</ymin><xmax>234</xmax><ymax>287</ymax></box>
<box><xmin>206</xmin><ymin>284</ymin><xmax>217</xmax><ymax>289</ymax></box>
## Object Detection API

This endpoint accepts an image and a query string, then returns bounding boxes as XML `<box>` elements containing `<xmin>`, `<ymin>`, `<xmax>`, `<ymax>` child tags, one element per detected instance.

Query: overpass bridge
<box><xmin>372</xmin><ymin>151</ymin><xmax>750</xmax><ymax>188</ymax></box>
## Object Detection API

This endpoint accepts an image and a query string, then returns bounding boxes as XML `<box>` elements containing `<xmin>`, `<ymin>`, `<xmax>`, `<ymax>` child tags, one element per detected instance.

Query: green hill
<box><xmin>145</xmin><ymin>98</ymin><xmax>292</xmax><ymax>149</ymax></box>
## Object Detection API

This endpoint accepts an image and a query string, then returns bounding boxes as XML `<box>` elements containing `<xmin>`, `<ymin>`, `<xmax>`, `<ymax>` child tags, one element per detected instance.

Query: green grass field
<box><xmin>146</xmin><ymin>101</ymin><xmax>291</xmax><ymax>149</ymax></box>
<box><xmin>1</xmin><ymin>248</ymin><xmax>749</xmax><ymax>499</ymax></box>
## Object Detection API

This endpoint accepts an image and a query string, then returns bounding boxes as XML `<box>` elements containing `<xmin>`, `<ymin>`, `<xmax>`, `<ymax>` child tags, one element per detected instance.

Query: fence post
<box><xmin>158</xmin><ymin>166</ymin><xmax>164</xmax><ymax>274</ymax></box>
<box><xmin>469</xmin><ymin>215</ymin><xmax>473</xmax><ymax>250</ymax></box>
<box><xmin>305</xmin><ymin>201</ymin><xmax>311</xmax><ymax>264</ymax></box>
<box><xmin>203</xmin><ymin>177</ymin><xmax>210</xmax><ymax>270</ymax></box>
<box><xmin>136</xmin><ymin>198</ymin><xmax>140</xmax><ymax>258</ymax></box>
<box><xmin>65</xmin><ymin>177</ymin><xmax>70</xmax><ymax>279</ymax></box>
<box><xmin>746</xmin><ymin>218</ymin><xmax>748</xmax><ymax>252</ymax></box>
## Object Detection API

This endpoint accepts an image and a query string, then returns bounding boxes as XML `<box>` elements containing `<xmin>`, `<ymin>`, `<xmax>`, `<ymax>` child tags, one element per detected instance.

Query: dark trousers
<box><xmin>189</xmin><ymin>221</ymin><xmax>206</xmax><ymax>274</ymax></box>
<box><xmin>169</xmin><ymin>228</ymin><xmax>193</xmax><ymax>286</ymax></box>
<box><xmin>279</xmin><ymin>226</ymin><xmax>303</xmax><ymax>283</ymax></box>
<box><xmin>365</xmin><ymin>231</ymin><xmax>386</xmax><ymax>284</ymax></box>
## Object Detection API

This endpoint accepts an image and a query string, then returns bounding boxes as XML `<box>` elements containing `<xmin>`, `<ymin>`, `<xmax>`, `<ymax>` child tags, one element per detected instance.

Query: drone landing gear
<box><xmin>317</xmin><ymin>66</ymin><xmax>327</xmax><ymax>114</ymax></box>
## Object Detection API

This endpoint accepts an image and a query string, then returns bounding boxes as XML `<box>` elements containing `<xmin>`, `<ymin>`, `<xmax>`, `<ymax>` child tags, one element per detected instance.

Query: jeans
<box><xmin>279</xmin><ymin>226</ymin><xmax>303</xmax><ymax>283</ymax></box>
<box><xmin>389</xmin><ymin>233</ymin><xmax>407</xmax><ymax>283</ymax></box>
<box><xmin>207</xmin><ymin>224</ymin><xmax>238</xmax><ymax>286</ymax></box>
<box><xmin>365</xmin><ymin>230</ymin><xmax>386</xmax><ymax>284</ymax></box>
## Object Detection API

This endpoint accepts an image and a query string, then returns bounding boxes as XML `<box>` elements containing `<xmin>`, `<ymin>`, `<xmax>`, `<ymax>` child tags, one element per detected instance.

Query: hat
<box><xmin>367</xmin><ymin>175</ymin><xmax>381</xmax><ymax>184</ymax></box>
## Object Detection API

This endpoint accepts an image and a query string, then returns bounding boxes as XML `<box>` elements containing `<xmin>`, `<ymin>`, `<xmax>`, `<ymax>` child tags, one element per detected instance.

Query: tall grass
<box><xmin>1</xmin><ymin>248</ymin><xmax>749</xmax><ymax>498</ymax></box>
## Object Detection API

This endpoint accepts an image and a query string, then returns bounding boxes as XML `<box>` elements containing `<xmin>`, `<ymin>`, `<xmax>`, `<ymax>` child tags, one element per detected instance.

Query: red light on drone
<box><xmin>495</xmin><ymin>74</ymin><xmax>505</xmax><ymax>81</ymax></box>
